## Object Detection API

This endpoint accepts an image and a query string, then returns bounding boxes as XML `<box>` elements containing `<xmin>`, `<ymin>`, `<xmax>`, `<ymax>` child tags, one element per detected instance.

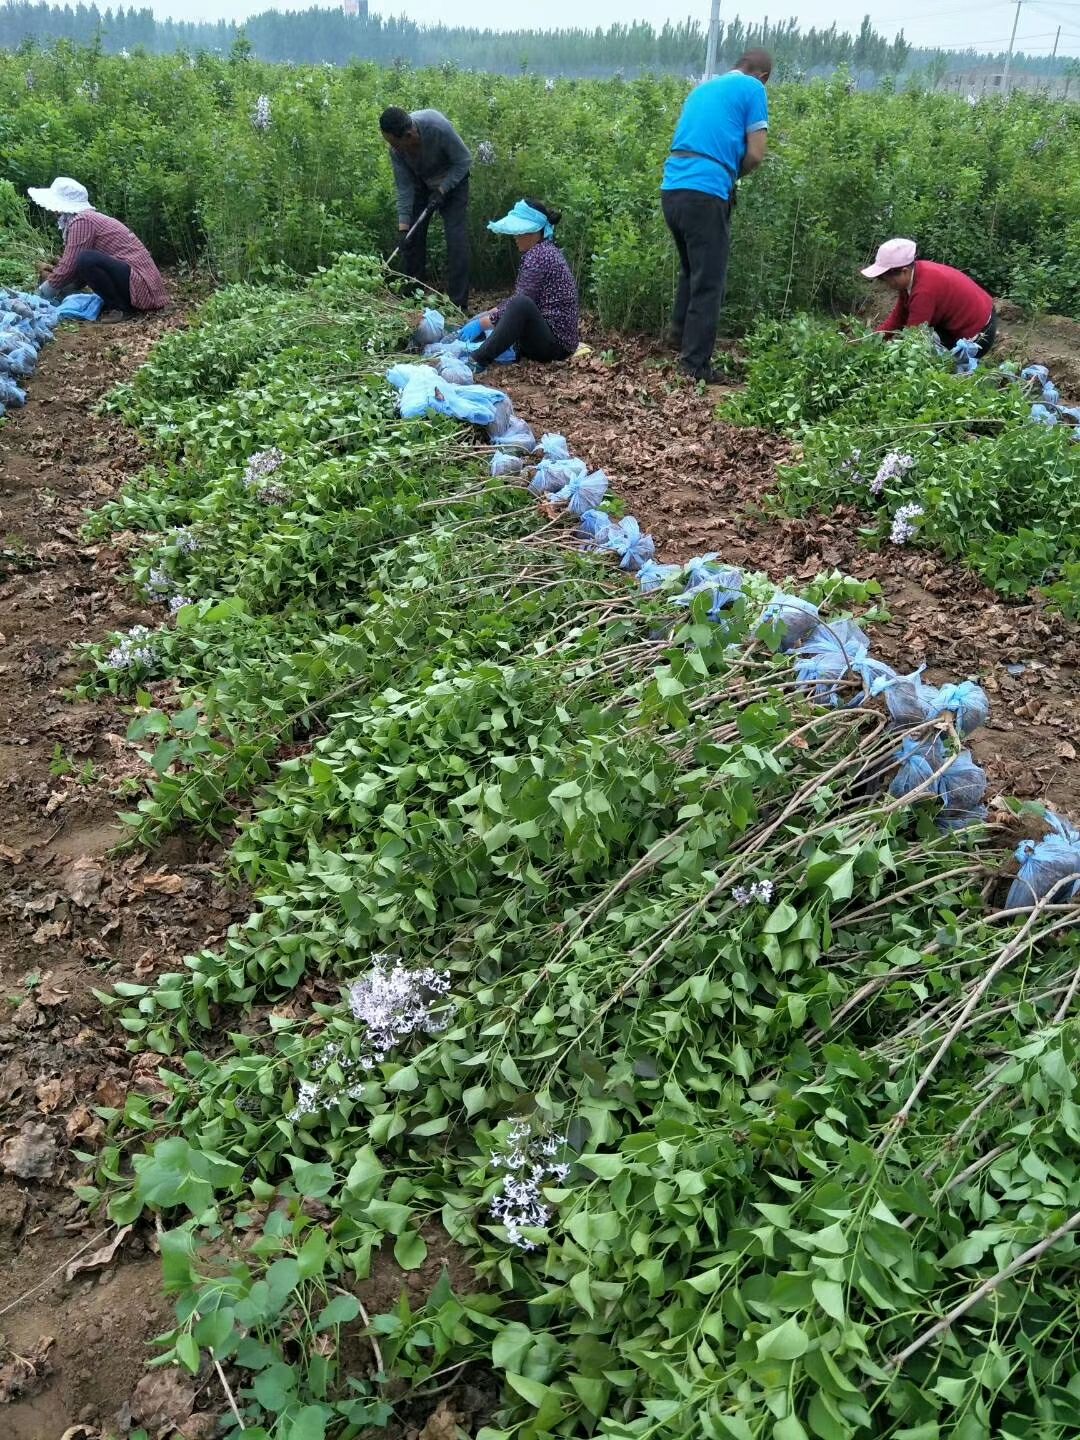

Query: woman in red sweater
<box><xmin>29</xmin><ymin>176</ymin><xmax>168</xmax><ymax>322</ymax></box>
<box><xmin>862</xmin><ymin>238</ymin><xmax>997</xmax><ymax>356</ymax></box>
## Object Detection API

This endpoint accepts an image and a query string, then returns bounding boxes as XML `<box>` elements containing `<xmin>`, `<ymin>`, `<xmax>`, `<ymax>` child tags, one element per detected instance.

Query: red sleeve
<box><xmin>903</xmin><ymin>280</ymin><xmax>938</xmax><ymax>330</ymax></box>
<box><xmin>48</xmin><ymin>215</ymin><xmax>93</xmax><ymax>287</ymax></box>
<box><xmin>876</xmin><ymin>296</ymin><xmax>906</xmax><ymax>334</ymax></box>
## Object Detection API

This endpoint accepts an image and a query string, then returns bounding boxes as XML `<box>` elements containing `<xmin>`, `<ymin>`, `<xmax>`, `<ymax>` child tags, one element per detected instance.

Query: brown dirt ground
<box><xmin>3</xmin><ymin>292</ymin><xmax>1079</xmax><ymax>1439</ymax></box>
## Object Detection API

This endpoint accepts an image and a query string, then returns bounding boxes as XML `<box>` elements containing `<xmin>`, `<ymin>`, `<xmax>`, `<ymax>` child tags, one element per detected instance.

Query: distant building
<box><xmin>341</xmin><ymin>0</ymin><xmax>369</xmax><ymax>15</ymax></box>
<box><xmin>943</xmin><ymin>64</ymin><xmax>1076</xmax><ymax>100</ymax></box>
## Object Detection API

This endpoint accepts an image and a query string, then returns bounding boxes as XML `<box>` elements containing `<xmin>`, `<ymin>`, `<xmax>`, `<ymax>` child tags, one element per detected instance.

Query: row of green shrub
<box><xmin>2</xmin><ymin>44</ymin><xmax>1078</xmax><ymax>329</ymax></box>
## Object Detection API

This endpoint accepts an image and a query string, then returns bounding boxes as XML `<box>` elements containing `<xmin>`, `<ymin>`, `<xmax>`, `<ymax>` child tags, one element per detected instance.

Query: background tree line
<box><xmin>2</xmin><ymin>1</ymin><xmax>1068</xmax><ymax>80</ymax></box>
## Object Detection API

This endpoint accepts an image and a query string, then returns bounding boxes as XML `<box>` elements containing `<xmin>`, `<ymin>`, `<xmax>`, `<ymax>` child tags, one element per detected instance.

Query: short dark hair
<box><xmin>737</xmin><ymin>47</ymin><xmax>773</xmax><ymax>80</ymax></box>
<box><xmin>379</xmin><ymin>106</ymin><xmax>411</xmax><ymax>137</ymax></box>
<box><xmin>523</xmin><ymin>196</ymin><xmax>562</xmax><ymax>228</ymax></box>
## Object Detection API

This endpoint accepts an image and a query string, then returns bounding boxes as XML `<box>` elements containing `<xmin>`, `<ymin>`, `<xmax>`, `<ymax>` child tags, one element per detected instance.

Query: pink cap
<box><xmin>861</xmin><ymin>237</ymin><xmax>917</xmax><ymax>279</ymax></box>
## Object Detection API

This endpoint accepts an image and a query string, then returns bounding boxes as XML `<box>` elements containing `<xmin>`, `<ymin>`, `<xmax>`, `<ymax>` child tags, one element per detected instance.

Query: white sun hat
<box><xmin>27</xmin><ymin>177</ymin><xmax>92</xmax><ymax>214</ymax></box>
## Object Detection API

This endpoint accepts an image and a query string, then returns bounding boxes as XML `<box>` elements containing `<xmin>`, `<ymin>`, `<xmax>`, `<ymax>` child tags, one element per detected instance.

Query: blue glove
<box><xmin>459</xmin><ymin>316</ymin><xmax>485</xmax><ymax>342</ymax></box>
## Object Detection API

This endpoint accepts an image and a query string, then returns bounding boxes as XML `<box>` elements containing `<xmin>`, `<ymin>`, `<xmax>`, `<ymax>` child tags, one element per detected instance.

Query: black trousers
<box><xmin>661</xmin><ymin>188</ymin><xmax>733</xmax><ymax>377</ymax></box>
<box><xmin>70</xmin><ymin>249</ymin><xmax>133</xmax><ymax>312</ymax></box>
<box><xmin>472</xmin><ymin>295</ymin><xmax>571</xmax><ymax>368</ymax></box>
<box><xmin>402</xmin><ymin>178</ymin><xmax>470</xmax><ymax>311</ymax></box>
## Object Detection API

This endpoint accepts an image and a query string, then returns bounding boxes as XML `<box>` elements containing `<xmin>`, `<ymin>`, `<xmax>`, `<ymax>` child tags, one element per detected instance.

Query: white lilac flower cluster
<box><xmin>890</xmin><ymin>502</ymin><xmax>924</xmax><ymax>545</ymax></box>
<box><xmin>348</xmin><ymin>955</ymin><xmax>453</xmax><ymax>1062</ymax></box>
<box><xmin>288</xmin><ymin>1039</ymin><xmax>371</xmax><ymax>1120</ymax></box>
<box><xmin>252</xmin><ymin>94</ymin><xmax>272</xmax><ymax>132</ymax></box>
<box><xmin>242</xmin><ymin>447</ymin><xmax>286</xmax><ymax>489</ymax></box>
<box><xmin>869</xmin><ymin>450</ymin><xmax>915</xmax><ymax>496</ymax></box>
<box><xmin>105</xmin><ymin>625</ymin><xmax>156</xmax><ymax>671</ymax></box>
<box><xmin>732</xmin><ymin>879</ymin><xmax>774</xmax><ymax>907</ymax></box>
<box><xmin>476</xmin><ymin>140</ymin><xmax>497</xmax><ymax>165</ymax></box>
<box><xmin>839</xmin><ymin>448</ymin><xmax>862</xmax><ymax>482</ymax></box>
<box><xmin>168</xmin><ymin>594</ymin><xmax>193</xmax><ymax>614</ymax></box>
<box><xmin>170</xmin><ymin>526</ymin><xmax>200</xmax><ymax>554</ymax></box>
<box><xmin>24</xmin><ymin>70</ymin><xmax>35</xmax><ymax>90</ymax></box>
<box><xmin>146</xmin><ymin>566</ymin><xmax>175</xmax><ymax>598</ymax></box>
<box><xmin>77</xmin><ymin>80</ymin><xmax>101</xmax><ymax>103</ymax></box>
<box><xmin>489</xmin><ymin>1120</ymin><xmax>570</xmax><ymax>1250</ymax></box>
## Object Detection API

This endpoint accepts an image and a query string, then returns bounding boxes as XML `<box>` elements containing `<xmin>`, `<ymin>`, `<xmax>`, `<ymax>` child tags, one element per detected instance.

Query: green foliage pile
<box><xmin>0</xmin><ymin>46</ymin><xmax>1078</xmax><ymax>329</ymax></box>
<box><xmin>0</xmin><ymin>175</ymin><xmax>50</xmax><ymax>287</ymax></box>
<box><xmin>75</xmin><ymin>257</ymin><xmax>1080</xmax><ymax>1440</ymax></box>
<box><xmin>726</xmin><ymin>317</ymin><xmax>1080</xmax><ymax>610</ymax></box>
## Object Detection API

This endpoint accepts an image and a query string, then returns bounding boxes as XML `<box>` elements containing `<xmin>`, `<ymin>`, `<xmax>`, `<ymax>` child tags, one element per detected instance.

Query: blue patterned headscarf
<box><xmin>487</xmin><ymin>199</ymin><xmax>554</xmax><ymax>240</ymax></box>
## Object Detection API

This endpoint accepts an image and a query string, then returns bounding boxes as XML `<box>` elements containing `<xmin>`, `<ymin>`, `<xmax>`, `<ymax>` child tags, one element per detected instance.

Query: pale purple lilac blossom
<box><xmin>890</xmin><ymin>503</ymin><xmax>924</xmax><ymax>545</ymax></box>
<box><xmin>732</xmin><ymin>879</ymin><xmax>774</xmax><ymax>907</ymax></box>
<box><xmin>242</xmin><ymin>447</ymin><xmax>286</xmax><ymax>489</ymax></box>
<box><xmin>489</xmin><ymin>1120</ymin><xmax>570</xmax><ymax>1250</ymax></box>
<box><xmin>348</xmin><ymin>954</ymin><xmax>453</xmax><ymax>1064</ymax></box>
<box><xmin>105</xmin><ymin>625</ymin><xmax>156</xmax><ymax>671</ymax></box>
<box><xmin>870</xmin><ymin>450</ymin><xmax>915</xmax><ymax>496</ymax></box>
<box><xmin>252</xmin><ymin>94</ymin><xmax>272</xmax><ymax>132</ymax></box>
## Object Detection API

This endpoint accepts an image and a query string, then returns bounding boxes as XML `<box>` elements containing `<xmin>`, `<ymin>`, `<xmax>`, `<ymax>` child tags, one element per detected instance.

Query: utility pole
<box><xmin>1001</xmin><ymin>0</ymin><xmax>1021</xmax><ymax>93</ymax></box>
<box><xmin>704</xmin><ymin>0</ymin><xmax>721</xmax><ymax>79</ymax></box>
<box><xmin>1050</xmin><ymin>25</ymin><xmax>1060</xmax><ymax>61</ymax></box>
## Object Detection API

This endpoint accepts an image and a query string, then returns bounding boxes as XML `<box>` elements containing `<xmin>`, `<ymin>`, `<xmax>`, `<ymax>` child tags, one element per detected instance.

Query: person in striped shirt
<box><xmin>29</xmin><ymin>177</ymin><xmax>168</xmax><ymax>322</ymax></box>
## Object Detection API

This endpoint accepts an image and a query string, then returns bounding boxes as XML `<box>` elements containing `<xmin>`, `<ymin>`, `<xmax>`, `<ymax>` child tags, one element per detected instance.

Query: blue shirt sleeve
<box><xmin>745</xmin><ymin>79</ymin><xmax>769</xmax><ymax>133</ymax></box>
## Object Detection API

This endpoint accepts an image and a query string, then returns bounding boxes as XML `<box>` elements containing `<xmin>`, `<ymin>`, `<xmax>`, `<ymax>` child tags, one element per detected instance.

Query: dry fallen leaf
<box><xmin>62</xmin><ymin>856</ymin><xmax>104</xmax><ymax>908</ymax></box>
<box><xmin>138</xmin><ymin>871</ymin><xmax>187</xmax><ymax>895</ymax></box>
<box><xmin>65</xmin><ymin>1104</ymin><xmax>104</xmax><ymax>1145</ymax></box>
<box><xmin>66</xmin><ymin>1224</ymin><xmax>132</xmax><ymax>1281</ymax></box>
<box><xmin>36</xmin><ymin>970</ymin><xmax>71</xmax><ymax>1006</ymax></box>
<box><xmin>130</xmin><ymin>1368</ymin><xmax>197</xmax><ymax>1433</ymax></box>
<box><xmin>36</xmin><ymin>1077</ymin><xmax>69</xmax><ymax>1113</ymax></box>
<box><xmin>419</xmin><ymin>1400</ymin><xmax>463</xmax><ymax>1440</ymax></box>
<box><xmin>1</xmin><ymin>1122</ymin><xmax>57</xmax><ymax>1180</ymax></box>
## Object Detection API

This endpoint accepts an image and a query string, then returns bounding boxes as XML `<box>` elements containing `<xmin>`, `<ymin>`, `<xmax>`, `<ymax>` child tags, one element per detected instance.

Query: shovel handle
<box><xmin>386</xmin><ymin>202</ymin><xmax>435</xmax><ymax>269</ymax></box>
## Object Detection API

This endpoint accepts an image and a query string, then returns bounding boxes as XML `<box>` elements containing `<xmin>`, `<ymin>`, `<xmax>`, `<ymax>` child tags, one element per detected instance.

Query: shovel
<box><xmin>386</xmin><ymin>202</ymin><xmax>435</xmax><ymax>270</ymax></box>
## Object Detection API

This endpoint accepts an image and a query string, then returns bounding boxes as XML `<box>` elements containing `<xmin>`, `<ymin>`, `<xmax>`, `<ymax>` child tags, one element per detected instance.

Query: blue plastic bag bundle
<box><xmin>529</xmin><ymin>456</ymin><xmax>586</xmax><ymax>497</ymax></box>
<box><xmin>1006</xmin><ymin>811</ymin><xmax>1080</xmax><ymax>911</ymax></box>
<box><xmin>552</xmin><ymin>467</ymin><xmax>608</xmax><ymax>518</ymax></box>
<box><xmin>1043</xmin><ymin>380</ymin><xmax>1061</xmax><ymax>407</ymax></box>
<box><xmin>1030</xmin><ymin>404</ymin><xmax>1058</xmax><ymax>426</ymax></box>
<box><xmin>852</xmin><ymin>655</ymin><xmax>901</xmax><ymax>704</ymax></box>
<box><xmin>423</xmin><ymin>338</ymin><xmax>468</xmax><ymax>359</ymax></box>
<box><xmin>0</xmin><ymin>331</ymin><xmax>38</xmax><ymax>379</ymax></box>
<box><xmin>387</xmin><ymin>362</ymin><xmax>507</xmax><ymax>427</ymax></box>
<box><xmin>889</xmin><ymin>735</ymin><xmax>946</xmax><ymax>800</ymax></box>
<box><xmin>0</xmin><ymin>376</ymin><xmax>26</xmax><ymax>407</ymax></box>
<box><xmin>537</xmin><ymin>433</ymin><xmax>570</xmax><ymax>461</ymax></box>
<box><xmin>604</xmin><ymin>515</ymin><xmax>656</xmax><ymax>572</ymax></box>
<box><xmin>930</xmin><ymin>680</ymin><xmax>990</xmax><ymax>737</ymax></box>
<box><xmin>681</xmin><ymin>554</ymin><xmax>726</xmax><ymax>590</ymax></box>
<box><xmin>637</xmin><ymin>561</ymin><xmax>682</xmax><ymax>594</ymax></box>
<box><xmin>936</xmin><ymin>751</ymin><xmax>988</xmax><ymax>830</ymax></box>
<box><xmin>577</xmin><ymin>508</ymin><xmax>612</xmax><ymax>548</ymax></box>
<box><xmin>757</xmin><ymin>592</ymin><xmax>820</xmax><ymax>651</ymax></box>
<box><xmin>490</xmin><ymin>451</ymin><xmax>523</xmax><ymax>477</ymax></box>
<box><xmin>410</xmin><ymin>308</ymin><xmax>445</xmax><ymax>349</ymax></box>
<box><xmin>675</xmin><ymin>565</ymin><xmax>743</xmax><ymax>613</ymax></box>
<box><xmin>436</xmin><ymin>354</ymin><xmax>474</xmax><ymax>386</ymax></box>
<box><xmin>882</xmin><ymin>666</ymin><xmax>935</xmax><ymax>727</ymax></box>
<box><xmin>1021</xmin><ymin>364</ymin><xmax>1049</xmax><ymax>386</ymax></box>
<box><xmin>793</xmin><ymin>620</ymin><xmax>871</xmax><ymax>707</ymax></box>
<box><xmin>486</xmin><ymin>399</ymin><xmax>535</xmax><ymax>452</ymax></box>
<box><xmin>952</xmin><ymin>337</ymin><xmax>980</xmax><ymax>376</ymax></box>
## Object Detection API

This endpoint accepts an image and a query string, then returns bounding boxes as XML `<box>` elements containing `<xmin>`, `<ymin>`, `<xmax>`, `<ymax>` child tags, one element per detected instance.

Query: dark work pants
<box><xmin>70</xmin><ymin>249</ymin><xmax>133</xmax><ymax>312</ymax></box>
<box><xmin>472</xmin><ymin>294</ymin><xmax>571</xmax><ymax>368</ymax></box>
<box><xmin>402</xmin><ymin>177</ymin><xmax>470</xmax><ymax>311</ymax></box>
<box><xmin>661</xmin><ymin>188</ymin><xmax>733</xmax><ymax>377</ymax></box>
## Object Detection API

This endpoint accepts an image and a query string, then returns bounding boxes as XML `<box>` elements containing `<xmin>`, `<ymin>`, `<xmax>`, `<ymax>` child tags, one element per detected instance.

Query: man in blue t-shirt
<box><xmin>661</xmin><ymin>48</ymin><xmax>772</xmax><ymax>382</ymax></box>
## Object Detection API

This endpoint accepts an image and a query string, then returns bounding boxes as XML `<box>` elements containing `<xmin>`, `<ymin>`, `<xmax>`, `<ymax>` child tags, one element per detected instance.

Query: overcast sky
<box><xmin>150</xmin><ymin>0</ymin><xmax>1080</xmax><ymax>59</ymax></box>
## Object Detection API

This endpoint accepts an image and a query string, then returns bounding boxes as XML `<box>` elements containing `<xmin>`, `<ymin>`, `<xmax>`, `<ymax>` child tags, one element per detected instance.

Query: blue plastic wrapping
<box><xmin>411</xmin><ymin>308</ymin><xmax>445</xmax><ymax>348</ymax></box>
<box><xmin>436</xmin><ymin>355</ymin><xmax>474</xmax><ymax>386</ymax></box>
<box><xmin>930</xmin><ymin>681</ymin><xmax>990</xmax><ymax>737</ymax></box>
<box><xmin>537</xmin><ymin>433</ymin><xmax>570</xmax><ymax>460</ymax></box>
<box><xmin>637</xmin><ymin>561</ymin><xmax>682</xmax><ymax>594</ymax></box>
<box><xmin>889</xmin><ymin>736</ymin><xmax>946</xmax><ymax>800</ymax></box>
<box><xmin>387</xmin><ymin>362</ymin><xmax>508</xmax><ymax>426</ymax></box>
<box><xmin>935</xmin><ymin>750</ymin><xmax>988</xmax><ymax>829</ymax></box>
<box><xmin>952</xmin><ymin>337</ymin><xmax>980</xmax><ymax>376</ymax></box>
<box><xmin>552</xmin><ymin>468</ymin><xmax>608</xmax><ymax>518</ymax></box>
<box><xmin>490</xmin><ymin>452</ymin><xmax>523</xmax><ymax>477</ymax></box>
<box><xmin>1043</xmin><ymin>381</ymin><xmax>1061</xmax><ymax>407</ymax></box>
<box><xmin>529</xmin><ymin>456</ymin><xmax>586</xmax><ymax>497</ymax></box>
<box><xmin>0</xmin><ymin>376</ymin><xmax>26</xmax><ymax>407</ymax></box>
<box><xmin>793</xmin><ymin>620</ymin><xmax>871</xmax><ymax>706</ymax></box>
<box><xmin>882</xmin><ymin>667</ymin><xmax>935</xmax><ymax>727</ymax></box>
<box><xmin>604</xmin><ymin>515</ymin><xmax>656</xmax><ymax>572</ymax></box>
<box><xmin>758</xmin><ymin>592</ymin><xmax>820</xmax><ymax>651</ymax></box>
<box><xmin>577</xmin><ymin>508</ymin><xmax>613</xmax><ymax>548</ymax></box>
<box><xmin>1030</xmin><ymin>404</ymin><xmax>1058</xmax><ymax>426</ymax></box>
<box><xmin>56</xmin><ymin>292</ymin><xmax>103</xmax><ymax>322</ymax></box>
<box><xmin>1021</xmin><ymin>364</ymin><xmax>1049</xmax><ymax>385</ymax></box>
<box><xmin>1006</xmin><ymin>811</ymin><xmax>1080</xmax><ymax>911</ymax></box>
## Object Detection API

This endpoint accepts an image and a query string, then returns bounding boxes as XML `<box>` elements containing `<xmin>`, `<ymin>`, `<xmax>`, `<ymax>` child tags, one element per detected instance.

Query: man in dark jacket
<box><xmin>380</xmin><ymin>106</ymin><xmax>471</xmax><ymax>310</ymax></box>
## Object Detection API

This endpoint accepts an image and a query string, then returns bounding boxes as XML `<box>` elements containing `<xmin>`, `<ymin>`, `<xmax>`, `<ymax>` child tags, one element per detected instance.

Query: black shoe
<box><xmin>678</xmin><ymin>360</ymin><xmax>723</xmax><ymax>385</ymax></box>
